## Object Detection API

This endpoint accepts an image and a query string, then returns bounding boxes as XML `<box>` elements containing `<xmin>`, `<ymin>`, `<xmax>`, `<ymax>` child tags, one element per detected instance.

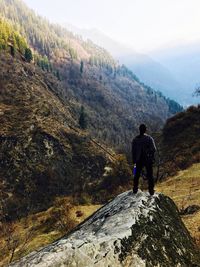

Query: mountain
<box><xmin>0</xmin><ymin>0</ymin><xmax>182</xmax><ymax>156</ymax></box>
<box><xmin>67</xmin><ymin>27</ymin><xmax>185</xmax><ymax>104</ymax></box>
<box><xmin>151</xmin><ymin>41</ymin><xmax>200</xmax><ymax>105</ymax></box>
<box><xmin>10</xmin><ymin>191</ymin><xmax>200</xmax><ymax>267</ymax></box>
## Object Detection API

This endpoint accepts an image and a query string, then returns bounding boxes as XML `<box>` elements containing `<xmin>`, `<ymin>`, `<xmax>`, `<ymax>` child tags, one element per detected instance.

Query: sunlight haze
<box><xmin>23</xmin><ymin>0</ymin><xmax>200</xmax><ymax>52</ymax></box>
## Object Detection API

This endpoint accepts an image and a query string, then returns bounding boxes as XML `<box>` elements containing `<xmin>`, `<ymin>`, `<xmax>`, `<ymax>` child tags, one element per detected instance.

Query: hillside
<box><xmin>0</xmin><ymin>50</ymin><xmax>117</xmax><ymax>219</ymax></box>
<box><xmin>159</xmin><ymin>105</ymin><xmax>200</xmax><ymax>177</ymax></box>
<box><xmin>0</xmin><ymin>0</ymin><xmax>183</xmax><ymax>154</ymax></box>
<box><xmin>0</xmin><ymin>195</ymin><xmax>102</xmax><ymax>266</ymax></box>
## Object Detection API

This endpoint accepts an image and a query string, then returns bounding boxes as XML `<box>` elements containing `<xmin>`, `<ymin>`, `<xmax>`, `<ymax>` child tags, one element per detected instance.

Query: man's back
<box><xmin>132</xmin><ymin>134</ymin><xmax>156</xmax><ymax>163</ymax></box>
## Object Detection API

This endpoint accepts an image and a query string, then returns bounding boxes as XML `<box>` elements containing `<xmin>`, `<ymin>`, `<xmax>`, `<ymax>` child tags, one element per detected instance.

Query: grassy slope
<box><xmin>0</xmin><ymin>197</ymin><xmax>101</xmax><ymax>266</ymax></box>
<box><xmin>156</xmin><ymin>163</ymin><xmax>200</xmax><ymax>248</ymax></box>
<box><xmin>161</xmin><ymin>105</ymin><xmax>200</xmax><ymax>175</ymax></box>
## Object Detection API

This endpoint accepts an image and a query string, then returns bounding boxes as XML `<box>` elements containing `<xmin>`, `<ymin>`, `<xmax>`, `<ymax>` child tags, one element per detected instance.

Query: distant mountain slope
<box><xmin>120</xmin><ymin>53</ymin><xmax>183</xmax><ymax>103</ymax></box>
<box><xmin>0</xmin><ymin>0</ymin><xmax>183</xmax><ymax>154</ymax></box>
<box><xmin>151</xmin><ymin>42</ymin><xmax>200</xmax><ymax>105</ymax></box>
<box><xmin>69</xmin><ymin>27</ymin><xmax>184</xmax><ymax>104</ymax></box>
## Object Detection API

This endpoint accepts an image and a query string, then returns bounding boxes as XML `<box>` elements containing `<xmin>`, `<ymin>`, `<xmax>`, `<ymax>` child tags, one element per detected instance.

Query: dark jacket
<box><xmin>132</xmin><ymin>134</ymin><xmax>156</xmax><ymax>164</ymax></box>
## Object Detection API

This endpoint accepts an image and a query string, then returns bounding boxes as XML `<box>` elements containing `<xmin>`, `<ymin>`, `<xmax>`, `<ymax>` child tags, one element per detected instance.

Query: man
<box><xmin>132</xmin><ymin>124</ymin><xmax>156</xmax><ymax>195</ymax></box>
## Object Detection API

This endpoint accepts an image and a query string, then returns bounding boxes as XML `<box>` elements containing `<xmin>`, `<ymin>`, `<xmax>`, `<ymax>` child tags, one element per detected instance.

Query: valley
<box><xmin>0</xmin><ymin>0</ymin><xmax>199</xmax><ymax>266</ymax></box>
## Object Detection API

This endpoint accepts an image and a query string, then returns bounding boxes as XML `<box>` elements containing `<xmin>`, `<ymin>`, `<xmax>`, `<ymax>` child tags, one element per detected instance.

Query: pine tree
<box><xmin>24</xmin><ymin>47</ymin><xmax>33</xmax><ymax>62</ymax></box>
<box><xmin>56</xmin><ymin>70</ymin><xmax>61</xmax><ymax>80</ymax></box>
<box><xmin>79</xmin><ymin>106</ymin><xmax>87</xmax><ymax>129</ymax></box>
<box><xmin>80</xmin><ymin>60</ymin><xmax>84</xmax><ymax>74</ymax></box>
<box><xmin>10</xmin><ymin>45</ymin><xmax>15</xmax><ymax>57</ymax></box>
<box><xmin>69</xmin><ymin>47</ymin><xmax>77</xmax><ymax>60</ymax></box>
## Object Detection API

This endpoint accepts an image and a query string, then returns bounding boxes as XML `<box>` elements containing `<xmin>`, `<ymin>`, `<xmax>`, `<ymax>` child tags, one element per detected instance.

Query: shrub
<box><xmin>101</xmin><ymin>154</ymin><xmax>132</xmax><ymax>193</ymax></box>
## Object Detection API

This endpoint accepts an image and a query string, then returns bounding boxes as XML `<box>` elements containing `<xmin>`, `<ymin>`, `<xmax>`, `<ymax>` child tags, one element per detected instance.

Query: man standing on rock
<box><xmin>132</xmin><ymin>124</ymin><xmax>156</xmax><ymax>195</ymax></box>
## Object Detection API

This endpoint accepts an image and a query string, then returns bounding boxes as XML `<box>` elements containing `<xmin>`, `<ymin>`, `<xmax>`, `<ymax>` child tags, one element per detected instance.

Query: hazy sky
<box><xmin>23</xmin><ymin>0</ymin><xmax>200</xmax><ymax>52</ymax></box>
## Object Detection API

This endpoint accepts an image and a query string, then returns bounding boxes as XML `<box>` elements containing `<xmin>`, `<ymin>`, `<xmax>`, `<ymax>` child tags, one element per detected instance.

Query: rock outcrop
<box><xmin>11</xmin><ymin>191</ymin><xmax>200</xmax><ymax>267</ymax></box>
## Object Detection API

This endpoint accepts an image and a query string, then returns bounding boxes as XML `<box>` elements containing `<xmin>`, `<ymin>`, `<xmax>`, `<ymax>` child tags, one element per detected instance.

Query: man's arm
<box><xmin>132</xmin><ymin>139</ymin><xmax>136</xmax><ymax>164</ymax></box>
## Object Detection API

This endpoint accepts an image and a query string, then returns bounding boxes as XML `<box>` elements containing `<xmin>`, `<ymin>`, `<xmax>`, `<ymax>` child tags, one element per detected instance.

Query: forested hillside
<box><xmin>0</xmin><ymin>17</ymin><xmax>26</xmax><ymax>51</ymax></box>
<box><xmin>0</xmin><ymin>0</ymin><xmax>183</xmax><ymax>154</ymax></box>
<box><xmin>0</xmin><ymin>0</ymin><xmax>115</xmax><ymax>71</ymax></box>
<box><xmin>0</xmin><ymin>49</ymin><xmax>117</xmax><ymax>218</ymax></box>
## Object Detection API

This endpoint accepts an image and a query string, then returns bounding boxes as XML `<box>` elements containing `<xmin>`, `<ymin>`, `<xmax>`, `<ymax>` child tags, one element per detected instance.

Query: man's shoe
<box><xmin>149</xmin><ymin>189</ymin><xmax>155</xmax><ymax>196</ymax></box>
<box><xmin>133</xmin><ymin>188</ymin><xmax>138</xmax><ymax>194</ymax></box>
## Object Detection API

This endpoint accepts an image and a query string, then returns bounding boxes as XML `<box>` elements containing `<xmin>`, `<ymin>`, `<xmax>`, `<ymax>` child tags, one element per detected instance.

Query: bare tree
<box><xmin>0</xmin><ymin>198</ymin><xmax>35</xmax><ymax>264</ymax></box>
<box><xmin>194</xmin><ymin>85</ymin><xmax>200</xmax><ymax>96</ymax></box>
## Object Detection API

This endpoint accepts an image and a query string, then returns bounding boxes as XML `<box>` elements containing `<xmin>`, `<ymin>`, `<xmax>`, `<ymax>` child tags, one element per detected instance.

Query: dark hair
<box><xmin>139</xmin><ymin>124</ymin><xmax>146</xmax><ymax>134</ymax></box>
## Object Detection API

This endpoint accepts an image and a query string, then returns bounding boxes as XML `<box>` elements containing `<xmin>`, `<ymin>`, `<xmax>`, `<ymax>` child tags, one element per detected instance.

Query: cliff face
<box><xmin>11</xmin><ymin>191</ymin><xmax>200</xmax><ymax>267</ymax></box>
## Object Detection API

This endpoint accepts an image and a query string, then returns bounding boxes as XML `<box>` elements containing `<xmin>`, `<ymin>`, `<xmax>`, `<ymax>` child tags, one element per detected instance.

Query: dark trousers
<box><xmin>133</xmin><ymin>160</ymin><xmax>154</xmax><ymax>192</ymax></box>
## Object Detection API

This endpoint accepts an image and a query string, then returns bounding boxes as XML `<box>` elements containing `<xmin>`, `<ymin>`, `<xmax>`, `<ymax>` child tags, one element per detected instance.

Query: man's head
<box><xmin>139</xmin><ymin>124</ymin><xmax>147</xmax><ymax>135</ymax></box>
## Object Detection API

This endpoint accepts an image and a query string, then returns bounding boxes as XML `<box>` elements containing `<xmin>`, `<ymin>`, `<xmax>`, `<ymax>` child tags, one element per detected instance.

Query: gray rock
<box><xmin>11</xmin><ymin>191</ymin><xmax>200</xmax><ymax>267</ymax></box>
<box><xmin>180</xmin><ymin>205</ymin><xmax>200</xmax><ymax>215</ymax></box>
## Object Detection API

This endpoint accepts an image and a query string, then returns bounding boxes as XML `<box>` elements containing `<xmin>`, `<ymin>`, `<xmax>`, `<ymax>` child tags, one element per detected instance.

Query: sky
<box><xmin>23</xmin><ymin>0</ymin><xmax>200</xmax><ymax>53</ymax></box>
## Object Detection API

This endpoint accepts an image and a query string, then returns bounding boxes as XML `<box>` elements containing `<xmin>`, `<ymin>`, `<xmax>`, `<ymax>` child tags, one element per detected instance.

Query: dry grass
<box><xmin>156</xmin><ymin>163</ymin><xmax>200</xmax><ymax>248</ymax></box>
<box><xmin>0</xmin><ymin>197</ymin><xmax>101</xmax><ymax>266</ymax></box>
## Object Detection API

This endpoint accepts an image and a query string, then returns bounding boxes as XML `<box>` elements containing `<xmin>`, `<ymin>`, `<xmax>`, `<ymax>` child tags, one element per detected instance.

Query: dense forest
<box><xmin>0</xmin><ymin>17</ymin><xmax>32</xmax><ymax>59</ymax></box>
<box><xmin>0</xmin><ymin>0</ymin><xmax>115</xmax><ymax>73</ymax></box>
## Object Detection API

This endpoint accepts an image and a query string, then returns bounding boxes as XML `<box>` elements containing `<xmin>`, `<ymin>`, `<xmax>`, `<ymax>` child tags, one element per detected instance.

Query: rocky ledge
<box><xmin>11</xmin><ymin>191</ymin><xmax>200</xmax><ymax>267</ymax></box>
